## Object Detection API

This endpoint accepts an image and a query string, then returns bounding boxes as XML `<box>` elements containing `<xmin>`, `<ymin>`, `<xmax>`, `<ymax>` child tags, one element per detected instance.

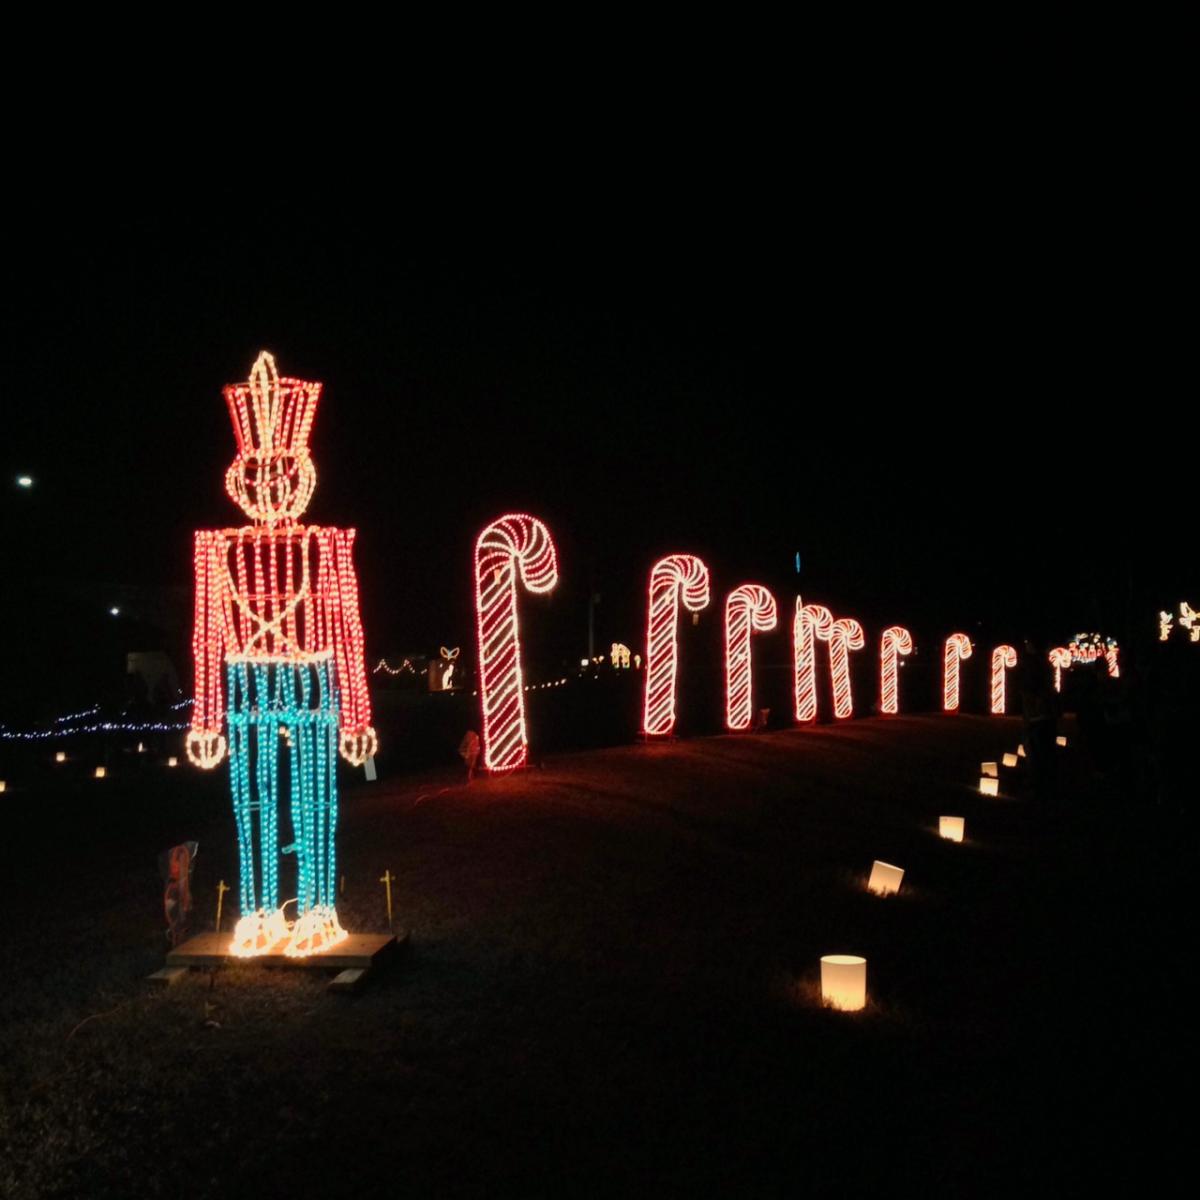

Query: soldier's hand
<box><xmin>186</xmin><ymin>729</ymin><xmax>227</xmax><ymax>769</ymax></box>
<box><xmin>339</xmin><ymin>726</ymin><xmax>378</xmax><ymax>766</ymax></box>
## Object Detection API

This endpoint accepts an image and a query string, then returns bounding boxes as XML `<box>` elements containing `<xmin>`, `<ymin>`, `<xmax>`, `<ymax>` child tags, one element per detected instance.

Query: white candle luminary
<box><xmin>820</xmin><ymin>955</ymin><xmax>867</xmax><ymax>1011</ymax></box>
<box><xmin>939</xmin><ymin>816</ymin><xmax>965</xmax><ymax>842</ymax></box>
<box><xmin>867</xmin><ymin>861</ymin><xmax>904</xmax><ymax>896</ymax></box>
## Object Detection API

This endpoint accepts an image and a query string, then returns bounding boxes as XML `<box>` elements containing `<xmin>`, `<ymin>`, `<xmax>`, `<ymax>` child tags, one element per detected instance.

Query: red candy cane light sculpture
<box><xmin>943</xmin><ymin>633</ymin><xmax>973</xmax><ymax>712</ymax></box>
<box><xmin>990</xmin><ymin>644</ymin><xmax>1017</xmax><ymax>714</ymax></box>
<box><xmin>724</xmin><ymin>584</ymin><xmax>778</xmax><ymax>731</ymax></box>
<box><xmin>1049</xmin><ymin>647</ymin><xmax>1071</xmax><ymax>693</ymax></box>
<box><xmin>474</xmin><ymin>513</ymin><xmax>559</xmax><ymax>771</ymax></box>
<box><xmin>879</xmin><ymin>625</ymin><xmax>913</xmax><ymax>715</ymax></box>
<box><xmin>643</xmin><ymin>554</ymin><xmax>710</xmax><ymax>736</ymax></box>
<box><xmin>793</xmin><ymin>600</ymin><xmax>833</xmax><ymax>722</ymax></box>
<box><xmin>827</xmin><ymin>617</ymin><xmax>865</xmax><ymax>719</ymax></box>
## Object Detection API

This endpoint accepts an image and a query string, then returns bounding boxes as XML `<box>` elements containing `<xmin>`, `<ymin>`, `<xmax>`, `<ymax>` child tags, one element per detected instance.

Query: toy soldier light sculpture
<box><xmin>187</xmin><ymin>352</ymin><xmax>377</xmax><ymax>958</ymax></box>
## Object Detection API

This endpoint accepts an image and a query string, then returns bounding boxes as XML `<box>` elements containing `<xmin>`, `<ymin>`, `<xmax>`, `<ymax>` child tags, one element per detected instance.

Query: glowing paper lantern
<box><xmin>1056</xmin><ymin>735</ymin><xmax>1067</xmax><ymax>747</ymax></box>
<box><xmin>54</xmin><ymin>751</ymin><xmax>66</xmax><ymax>763</ymax></box>
<box><xmin>820</xmin><ymin>955</ymin><xmax>867</xmax><ymax>1011</ymax></box>
<box><xmin>867</xmin><ymin>861</ymin><xmax>904</xmax><ymax>896</ymax></box>
<box><xmin>979</xmin><ymin>776</ymin><xmax>999</xmax><ymax>797</ymax></box>
<box><xmin>187</xmin><ymin>352</ymin><xmax>377</xmax><ymax>959</ymax></box>
<box><xmin>943</xmin><ymin>634</ymin><xmax>973</xmax><ymax>712</ymax></box>
<box><xmin>474</xmin><ymin>513</ymin><xmax>559</xmax><ymax>771</ymax></box>
<box><xmin>643</xmin><ymin>554</ymin><xmax>710</xmax><ymax>736</ymax></box>
<box><xmin>1018</xmin><ymin>744</ymin><xmax>1026</xmax><ymax>758</ymax></box>
<box><xmin>939</xmin><ymin>816</ymin><xmax>965</xmax><ymax>842</ymax></box>
<box><xmin>0</xmin><ymin>780</ymin><xmax>6</xmax><ymax>793</ymax></box>
<box><xmin>1049</xmin><ymin>647</ymin><xmax>1071</xmax><ymax>693</ymax></box>
<box><xmin>792</xmin><ymin>600</ymin><xmax>832</xmax><ymax>722</ymax></box>
<box><xmin>94</xmin><ymin>766</ymin><xmax>106</xmax><ymax>779</ymax></box>
<box><xmin>990</xmin><ymin>645</ymin><xmax>1017</xmax><ymax>714</ymax></box>
<box><xmin>981</xmin><ymin>762</ymin><xmax>998</xmax><ymax>777</ymax></box>
<box><xmin>1002</xmin><ymin>752</ymin><xmax>1018</xmax><ymax>768</ymax></box>
<box><xmin>724</xmin><ymin>584</ymin><xmax>778</xmax><ymax>731</ymax></box>
<box><xmin>879</xmin><ymin>625</ymin><xmax>913</xmax><ymax>715</ymax></box>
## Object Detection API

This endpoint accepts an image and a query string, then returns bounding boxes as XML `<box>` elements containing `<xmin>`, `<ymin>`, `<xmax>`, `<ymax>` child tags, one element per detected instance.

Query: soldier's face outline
<box><xmin>225</xmin><ymin>450</ymin><xmax>315</xmax><ymax>525</ymax></box>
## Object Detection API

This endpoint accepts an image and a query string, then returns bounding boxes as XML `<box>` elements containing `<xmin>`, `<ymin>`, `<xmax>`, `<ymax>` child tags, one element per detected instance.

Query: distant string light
<box><xmin>990</xmin><ymin>645</ymin><xmax>1017</xmax><ymax>714</ymax></box>
<box><xmin>724</xmin><ymin>584</ymin><xmax>777</xmax><ymax>731</ymax></box>
<box><xmin>643</xmin><ymin>555</ymin><xmax>710</xmax><ymax>736</ymax></box>
<box><xmin>943</xmin><ymin>633</ymin><xmax>973</xmax><ymax>712</ymax></box>
<box><xmin>879</xmin><ymin>625</ymin><xmax>913</xmax><ymax>715</ymax></box>
<box><xmin>438</xmin><ymin>646</ymin><xmax>460</xmax><ymax>690</ymax></box>
<box><xmin>373</xmin><ymin>657</ymin><xmax>415</xmax><ymax>676</ymax></box>
<box><xmin>474</xmin><ymin>513</ymin><xmax>559</xmax><ymax>771</ymax></box>
<box><xmin>15</xmin><ymin>475</ymin><xmax>33</xmax><ymax>488</ymax></box>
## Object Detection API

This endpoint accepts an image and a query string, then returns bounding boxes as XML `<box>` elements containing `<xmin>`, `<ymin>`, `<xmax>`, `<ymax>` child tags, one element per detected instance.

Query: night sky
<box><xmin>3</xmin><ymin>85</ymin><xmax>1191</xmax><ymax>712</ymax></box>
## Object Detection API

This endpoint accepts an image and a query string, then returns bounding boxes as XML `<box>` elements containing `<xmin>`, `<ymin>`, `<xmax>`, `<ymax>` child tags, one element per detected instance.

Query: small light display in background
<box><xmin>1181</xmin><ymin>602</ymin><xmax>1199</xmax><ymax>642</ymax></box>
<box><xmin>1068</xmin><ymin>633</ymin><xmax>1119</xmax><ymax>678</ymax></box>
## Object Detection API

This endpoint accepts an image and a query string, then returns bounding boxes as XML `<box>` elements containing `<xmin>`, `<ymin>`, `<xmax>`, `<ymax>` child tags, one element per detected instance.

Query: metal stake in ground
<box><xmin>215</xmin><ymin>879</ymin><xmax>229</xmax><ymax>933</ymax></box>
<box><xmin>379</xmin><ymin>870</ymin><xmax>395</xmax><ymax>933</ymax></box>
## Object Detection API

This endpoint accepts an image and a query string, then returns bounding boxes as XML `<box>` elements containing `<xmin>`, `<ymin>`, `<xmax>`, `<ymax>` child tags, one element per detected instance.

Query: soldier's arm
<box><xmin>186</xmin><ymin>531</ymin><xmax>227</xmax><ymax>768</ymax></box>
<box><xmin>329</xmin><ymin>528</ymin><xmax>377</xmax><ymax>765</ymax></box>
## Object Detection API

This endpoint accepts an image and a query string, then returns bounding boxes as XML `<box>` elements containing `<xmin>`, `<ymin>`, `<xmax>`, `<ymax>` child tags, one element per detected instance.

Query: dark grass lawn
<box><xmin>0</xmin><ymin>716</ymin><xmax>1187</xmax><ymax>1197</ymax></box>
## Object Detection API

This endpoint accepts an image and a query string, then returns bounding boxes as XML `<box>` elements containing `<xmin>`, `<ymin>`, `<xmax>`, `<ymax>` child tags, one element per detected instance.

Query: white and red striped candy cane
<box><xmin>643</xmin><ymin>554</ymin><xmax>710</xmax><ymax>736</ymax></box>
<box><xmin>990</xmin><ymin>644</ymin><xmax>1017</xmax><ymax>714</ymax></box>
<box><xmin>879</xmin><ymin>625</ymin><xmax>913</xmax><ymax>715</ymax></box>
<box><xmin>826</xmin><ymin>617</ymin><xmax>864</xmax><ymax>719</ymax></box>
<box><xmin>1049</xmin><ymin>647</ymin><xmax>1071</xmax><ymax>693</ymax></box>
<box><xmin>474</xmin><ymin>513</ymin><xmax>559</xmax><ymax>771</ymax></box>
<box><xmin>793</xmin><ymin>599</ymin><xmax>833</xmax><ymax>722</ymax></box>
<box><xmin>1105</xmin><ymin>644</ymin><xmax>1120</xmax><ymax>678</ymax></box>
<box><xmin>943</xmin><ymin>633</ymin><xmax>973</xmax><ymax>712</ymax></box>
<box><xmin>724</xmin><ymin>584</ymin><xmax>778</xmax><ymax>731</ymax></box>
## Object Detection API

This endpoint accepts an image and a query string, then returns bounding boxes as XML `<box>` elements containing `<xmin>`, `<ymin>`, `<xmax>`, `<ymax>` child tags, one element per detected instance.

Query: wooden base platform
<box><xmin>166</xmin><ymin>930</ymin><xmax>407</xmax><ymax>971</ymax></box>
